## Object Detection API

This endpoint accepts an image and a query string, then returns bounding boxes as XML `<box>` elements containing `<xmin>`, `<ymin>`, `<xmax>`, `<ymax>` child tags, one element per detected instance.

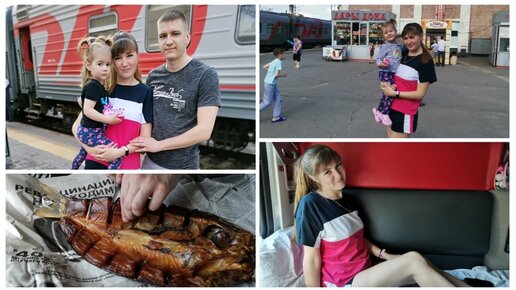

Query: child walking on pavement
<box><xmin>71</xmin><ymin>36</ymin><xmax>124</xmax><ymax>169</ymax></box>
<box><xmin>260</xmin><ymin>48</ymin><xmax>287</xmax><ymax>123</ymax></box>
<box><xmin>293</xmin><ymin>35</ymin><xmax>303</xmax><ymax>69</ymax></box>
<box><xmin>372</xmin><ymin>19</ymin><xmax>402</xmax><ymax>126</ymax></box>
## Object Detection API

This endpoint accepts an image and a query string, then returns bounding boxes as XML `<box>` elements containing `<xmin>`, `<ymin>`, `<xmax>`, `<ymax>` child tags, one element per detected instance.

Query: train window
<box><xmin>16</xmin><ymin>5</ymin><xmax>29</xmax><ymax>20</ymax></box>
<box><xmin>89</xmin><ymin>13</ymin><xmax>118</xmax><ymax>37</ymax></box>
<box><xmin>235</xmin><ymin>5</ymin><xmax>255</xmax><ymax>45</ymax></box>
<box><xmin>266</xmin><ymin>23</ymin><xmax>275</xmax><ymax>34</ymax></box>
<box><xmin>145</xmin><ymin>5</ymin><xmax>192</xmax><ymax>52</ymax></box>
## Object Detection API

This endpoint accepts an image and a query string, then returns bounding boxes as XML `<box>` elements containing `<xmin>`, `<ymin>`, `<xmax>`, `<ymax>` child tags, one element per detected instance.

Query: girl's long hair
<box><xmin>108</xmin><ymin>31</ymin><xmax>142</xmax><ymax>93</ymax></box>
<box><xmin>402</xmin><ymin>22</ymin><xmax>432</xmax><ymax>64</ymax></box>
<box><xmin>77</xmin><ymin>36</ymin><xmax>112</xmax><ymax>88</ymax></box>
<box><xmin>293</xmin><ymin>144</ymin><xmax>341</xmax><ymax>240</ymax></box>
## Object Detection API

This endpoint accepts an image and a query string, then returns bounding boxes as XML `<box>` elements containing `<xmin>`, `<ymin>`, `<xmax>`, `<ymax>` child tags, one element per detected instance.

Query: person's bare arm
<box><xmin>83</xmin><ymin>99</ymin><xmax>121</xmax><ymax>125</ymax></box>
<box><xmin>303</xmin><ymin>246</ymin><xmax>322</xmax><ymax>287</ymax></box>
<box><xmin>274</xmin><ymin>69</ymin><xmax>287</xmax><ymax>78</ymax></box>
<box><xmin>381</xmin><ymin>81</ymin><xmax>430</xmax><ymax>100</ymax></box>
<box><xmin>126</xmin><ymin>123</ymin><xmax>152</xmax><ymax>154</ymax></box>
<box><xmin>130</xmin><ymin>106</ymin><xmax>218</xmax><ymax>153</ymax></box>
<box><xmin>365</xmin><ymin>239</ymin><xmax>399</xmax><ymax>261</ymax></box>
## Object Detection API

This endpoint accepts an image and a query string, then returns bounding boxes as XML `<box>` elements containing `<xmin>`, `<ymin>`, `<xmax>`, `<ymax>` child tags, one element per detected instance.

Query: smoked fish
<box><xmin>47</xmin><ymin>197</ymin><xmax>255</xmax><ymax>286</ymax></box>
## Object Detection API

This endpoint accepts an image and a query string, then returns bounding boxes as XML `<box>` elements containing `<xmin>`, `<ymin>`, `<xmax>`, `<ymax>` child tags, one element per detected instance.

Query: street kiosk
<box><xmin>489</xmin><ymin>11</ymin><xmax>509</xmax><ymax>68</ymax></box>
<box><xmin>328</xmin><ymin>10</ymin><xmax>396</xmax><ymax>61</ymax></box>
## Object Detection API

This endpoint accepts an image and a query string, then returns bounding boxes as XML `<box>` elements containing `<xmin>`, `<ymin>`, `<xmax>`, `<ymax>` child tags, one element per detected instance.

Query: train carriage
<box><xmin>260</xmin><ymin>10</ymin><xmax>331</xmax><ymax>52</ymax></box>
<box><xmin>6</xmin><ymin>5</ymin><xmax>256</xmax><ymax>149</ymax></box>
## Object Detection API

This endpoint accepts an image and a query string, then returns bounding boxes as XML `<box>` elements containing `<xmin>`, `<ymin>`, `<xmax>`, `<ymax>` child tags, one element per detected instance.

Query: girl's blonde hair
<box><xmin>77</xmin><ymin>36</ymin><xmax>112</xmax><ymax>88</ymax></box>
<box><xmin>293</xmin><ymin>144</ymin><xmax>342</xmax><ymax>240</ymax></box>
<box><xmin>108</xmin><ymin>31</ymin><xmax>142</xmax><ymax>93</ymax></box>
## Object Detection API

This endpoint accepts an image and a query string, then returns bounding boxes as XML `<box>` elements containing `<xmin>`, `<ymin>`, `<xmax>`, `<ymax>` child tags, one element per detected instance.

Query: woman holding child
<box><xmin>380</xmin><ymin>22</ymin><xmax>436</xmax><ymax>138</ymax></box>
<box><xmin>72</xmin><ymin>31</ymin><xmax>153</xmax><ymax>169</ymax></box>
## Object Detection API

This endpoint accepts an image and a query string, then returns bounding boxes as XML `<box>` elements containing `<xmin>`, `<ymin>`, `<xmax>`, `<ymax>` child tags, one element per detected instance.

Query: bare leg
<box><xmin>428</xmin><ymin>262</ymin><xmax>471</xmax><ymax>287</ymax></box>
<box><xmin>352</xmin><ymin>251</ymin><xmax>462</xmax><ymax>287</ymax></box>
<box><xmin>387</xmin><ymin>126</ymin><xmax>410</xmax><ymax>138</ymax></box>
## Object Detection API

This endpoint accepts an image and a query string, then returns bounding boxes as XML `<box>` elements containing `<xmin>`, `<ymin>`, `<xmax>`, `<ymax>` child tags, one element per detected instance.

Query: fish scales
<box><xmin>58</xmin><ymin>197</ymin><xmax>255</xmax><ymax>286</ymax></box>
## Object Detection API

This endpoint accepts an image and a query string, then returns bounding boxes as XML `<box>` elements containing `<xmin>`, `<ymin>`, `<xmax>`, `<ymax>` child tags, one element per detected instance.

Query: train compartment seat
<box><xmin>260</xmin><ymin>189</ymin><xmax>509</xmax><ymax>287</ymax></box>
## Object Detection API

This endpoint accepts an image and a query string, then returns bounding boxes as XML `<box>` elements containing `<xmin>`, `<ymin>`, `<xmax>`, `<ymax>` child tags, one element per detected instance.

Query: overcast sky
<box><xmin>259</xmin><ymin>5</ymin><xmax>333</xmax><ymax>20</ymax></box>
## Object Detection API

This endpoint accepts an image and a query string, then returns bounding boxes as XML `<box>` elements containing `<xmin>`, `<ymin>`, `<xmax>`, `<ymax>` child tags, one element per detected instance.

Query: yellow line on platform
<box><xmin>7</xmin><ymin>127</ymin><xmax>77</xmax><ymax>161</ymax></box>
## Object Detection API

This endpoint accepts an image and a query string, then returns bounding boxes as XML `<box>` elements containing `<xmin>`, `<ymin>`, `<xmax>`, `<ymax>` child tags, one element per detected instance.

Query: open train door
<box><xmin>12</xmin><ymin>6</ymin><xmax>37</xmax><ymax>115</ymax></box>
<box><xmin>17</xmin><ymin>27</ymin><xmax>35</xmax><ymax>90</ymax></box>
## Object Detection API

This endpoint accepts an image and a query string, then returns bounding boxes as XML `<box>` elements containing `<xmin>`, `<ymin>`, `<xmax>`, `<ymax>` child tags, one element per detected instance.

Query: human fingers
<box><xmin>120</xmin><ymin>175</ymin><xmax>139</xmax><ymax>222</ymax></box>
<box><xmin>147</xmin><ymin>183</ymin><xmax>170</xmax><ymax>211</ymax></box>
<box><xmin>135</xmin><ymin>147</ymin><xmax>147</xmax><ymax>153</ymax></box>
<box><xmin>130</xmin><ymin>137</ymin><xmax>142</xmax><ymax>144</ymax></box>
<box><xmin>148</xmin><ymin>175</ymin><xmax>181</xmax><ymax>211</ymax></box>
<box><xmin>115</xmin><ymin>174</ymin><xmax>124</xmax><ymax>184</ymax></box>
<box><xmin>131</xmin><ymin>184</ymin><xmax>154</xmax><ymax>217</ymax></box>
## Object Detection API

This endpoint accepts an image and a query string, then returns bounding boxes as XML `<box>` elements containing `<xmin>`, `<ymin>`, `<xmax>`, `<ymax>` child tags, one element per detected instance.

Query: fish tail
<box><xmin>33</xmin><ymin>182</ymin><xmax>67</xmax><ymax>218</ymax></box>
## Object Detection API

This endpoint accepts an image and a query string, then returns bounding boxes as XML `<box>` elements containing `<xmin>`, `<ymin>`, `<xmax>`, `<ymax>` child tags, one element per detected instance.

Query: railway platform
<box><xmin>6</xmin><ymin>121</ymin><xmax>76</xmax><ymax>170</ymax></box>
<box><xmin>259</xmin><ymin>50</ymin><xmax>509</xmax><ymax>138</ymax></box>
<box><xmin>6</xmin><ymin>121</ymin><xmax>255</xmax><ymax>170</ymax></box>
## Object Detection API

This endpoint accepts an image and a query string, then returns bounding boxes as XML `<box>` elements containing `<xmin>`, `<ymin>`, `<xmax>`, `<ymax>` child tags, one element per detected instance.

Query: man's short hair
<box><xmin>273</xmin><ymin>48</ymin><xmax>285</xmax><ymax>56</ymax></box>
<box><xmin>158</xmin><ymin>10</ymin><xmax>188</xmax><ymax>30</ymax></box>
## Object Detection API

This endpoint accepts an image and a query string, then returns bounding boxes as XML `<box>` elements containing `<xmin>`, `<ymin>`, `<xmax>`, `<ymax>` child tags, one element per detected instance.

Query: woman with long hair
<box><xmin>380</xmin><ymin>23</ymin><xmax>437</xmax><ymax>138</ymax></box>
<box><xmin>72</xmin><ymin>31</ymin><xmax>153</xmax><ymax>169</ymax></box>
<box><xmin>293</xmin><ymin>144</ymin><xmax>469</xmax><ymax>287</ymax></box>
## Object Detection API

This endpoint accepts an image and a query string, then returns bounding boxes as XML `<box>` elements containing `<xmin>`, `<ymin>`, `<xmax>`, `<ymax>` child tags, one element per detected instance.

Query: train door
<box><xmin>15</xmin><ymin>27</ymin><xmax>36</xmax><ymax>96</ymax></box>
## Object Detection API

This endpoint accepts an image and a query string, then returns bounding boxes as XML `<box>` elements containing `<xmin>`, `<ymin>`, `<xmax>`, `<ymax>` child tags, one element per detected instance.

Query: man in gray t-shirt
<box><xmin>130</xmin><ymin>10</ymin><xmax>221</xmax><ymax>169</ymax></box>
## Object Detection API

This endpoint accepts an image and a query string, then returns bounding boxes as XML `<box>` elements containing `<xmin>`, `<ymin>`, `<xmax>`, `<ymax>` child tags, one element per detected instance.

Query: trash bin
<box><xmin>450</xmin><ymin>52</ymin><xmax>458</xmax><ymax>65</ymax></box>
<box><xmin>460</xmin><ymin>48</ymin><xmax>466</xmax><ymax>58</ymax></box>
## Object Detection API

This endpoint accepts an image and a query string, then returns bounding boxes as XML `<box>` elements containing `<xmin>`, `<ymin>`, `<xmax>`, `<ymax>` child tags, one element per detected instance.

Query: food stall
<box><xmin>489</xmin><ymin>11</ymin><xmax>509</xmax><ymax>68</ymax></box>
<box><xmin>327</xmin><ymin>10</ymin><xmax>396</xmax><ymax>61</ymax></box>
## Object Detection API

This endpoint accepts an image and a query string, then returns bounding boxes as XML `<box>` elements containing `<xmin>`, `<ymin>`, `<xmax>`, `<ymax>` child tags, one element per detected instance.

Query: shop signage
<box><xmin>426</xmin><ymin>21</ymin><xmax>447</xmax><ymax>29</ymax></box>
<box><xmin>332</xmin><ymin>11</ymin><xmax>390</xmax><ymax>21</ymax></box>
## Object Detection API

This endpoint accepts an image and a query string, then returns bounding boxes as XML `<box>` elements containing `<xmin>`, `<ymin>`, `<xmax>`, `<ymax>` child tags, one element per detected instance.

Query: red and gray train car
<box><xmin>260</xmin><ymin>10</ymin><xmax>331</xmax><ymax>52</ymax></box>
<box><xmin>6</xmin><ymin>5</ymin><xmax>256</xmax><ymax>149</ymax></box>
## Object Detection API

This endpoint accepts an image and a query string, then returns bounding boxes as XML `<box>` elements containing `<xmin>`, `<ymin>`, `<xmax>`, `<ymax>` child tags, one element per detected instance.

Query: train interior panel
<box><xmin>259</xmin><ymin>142</ymin><xmax>509</xmax><ymax>287</ymax></box>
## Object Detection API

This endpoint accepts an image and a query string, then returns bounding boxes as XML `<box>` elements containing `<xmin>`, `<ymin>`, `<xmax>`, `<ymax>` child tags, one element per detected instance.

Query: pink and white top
<box><xmin>85</xmin><ymin>82</ymin><xmax>153</xmax><ymax>169</ymax></box>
